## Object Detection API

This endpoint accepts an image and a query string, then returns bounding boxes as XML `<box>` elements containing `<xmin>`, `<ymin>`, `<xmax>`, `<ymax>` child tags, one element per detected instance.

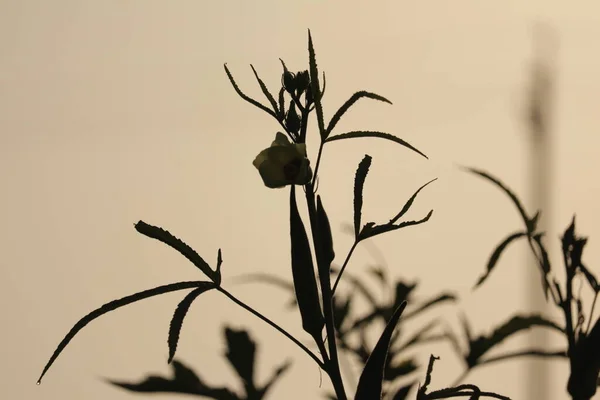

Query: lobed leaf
<box><xmin>250</xmin><ymin>64</ymin><xmax>281</xmax><ymax>118</ymax></box>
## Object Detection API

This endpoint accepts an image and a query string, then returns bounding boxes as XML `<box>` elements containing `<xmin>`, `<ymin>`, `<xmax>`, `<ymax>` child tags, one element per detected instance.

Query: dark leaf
<box><xmin>465</xmin><ymin>314</ymin><xmax>563</xmax><ymax>367</ymax></box>
<box><xmin>316</xmin><ymin>195</ymin><xmax>335</xmax><ymax>271</ymax></box>
<box><xmin>108</xmin><ymin>360</ymin><xmax>240</xmax><ymax>400</ymax></box>
<box><xmin>388</xmin><ymin>178</ymin><xmax>437</xmax><ymax>225</ymax></box>
<box><xmin>474</xmin><ymin>231</ymin><xmax>528</xmax><ymax>289</ymax></box>
<box><xmin>37</xmin><ymin>281</ymin><xmax>210</xmax><ymax>384</ymax></box>
<box><xmin>354</xmin><ymin>302</ymin><xmax>407</xmax><ymax>400</ymax></box>
<box><xmin>353</xmin><ymin>155</ymin><xmax>372</xmax><ymax>239</ymax></box>
<box><xmin>307</xmin><ymin>30</ymin><xmax>326</xmax><ymax>138</ymax></box>
<box><xmin>168</xmin><ymin>283</ymin><xmax>216</xmax><ymax>363</ymax></box>
<box><xmin>289</xmin><ymin>185</ymin><xmax>325</xmax><ymax>338</ymax></box>
<box><xmin>224</xmin><ymin>64</ymin><xmax>277</xmax><ymax>119</ymax></box>
<box><xmin>250</xmin><ymin>64</ymin><xmax>281</xmax><ymax>118</ymax></box>
<box><xmin>325</xmin><ymin>91</ymin><xmax>392</xmax><ymax>138</ymax></box>
<box><xmin>326</xmin><ymin>131</ymin><xmax>428</xmax><ymax>159</ymax></box>
<box><xmin>135</xmin><ymin>220</ymin><xmax>218</xmax><ymax>282</ymax></box>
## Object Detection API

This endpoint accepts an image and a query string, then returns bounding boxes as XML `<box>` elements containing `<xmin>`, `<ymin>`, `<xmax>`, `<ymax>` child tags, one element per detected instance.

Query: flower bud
<box><xmin>285</xmin><ymin>102</ymin><xmax>301</xmax><ymax>135</ymax></box>
<box><xmin>282</xmin><ymin>70</ymin><xmax>296</xmax><ymax>94</ymax></box>
<box><xmin>294</xmin><ymin>70</ymin><xmax>310</xmax><ymax>95</ymax></box>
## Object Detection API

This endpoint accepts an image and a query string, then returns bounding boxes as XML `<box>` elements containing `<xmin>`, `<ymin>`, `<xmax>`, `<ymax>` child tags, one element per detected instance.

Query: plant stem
<box><xmin>304</xmin><ymin>182</ymin><xmax>347</xmax><ymax>400</ymax></box>
<box><xmin>331</xmin><ymin>240</ymin><xmax>358</xmax><ymax>296</ymax></box>
<box><xmin>217</xmin><ymin>286</ymin><xmax>324</xmax><ymax>369</ymax></box>
<box><xmin>311</xmin><ymin>142</ymin><xmax>324</xmax><ymax>186</ymax></box>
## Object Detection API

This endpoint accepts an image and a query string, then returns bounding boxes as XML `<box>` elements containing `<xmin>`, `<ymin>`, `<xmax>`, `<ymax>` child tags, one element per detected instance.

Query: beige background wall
<box><xmin>2</xmin><ymin>1</ymin><xmax>599</xmax><ymax>399</ymax></box>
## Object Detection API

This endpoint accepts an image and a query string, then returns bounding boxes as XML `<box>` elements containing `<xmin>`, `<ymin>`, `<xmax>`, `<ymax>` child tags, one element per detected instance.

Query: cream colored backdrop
<box><xmin>2</xmin><ymin>1</ymin><xmax>599</xmax><ymax>399</ymax></box>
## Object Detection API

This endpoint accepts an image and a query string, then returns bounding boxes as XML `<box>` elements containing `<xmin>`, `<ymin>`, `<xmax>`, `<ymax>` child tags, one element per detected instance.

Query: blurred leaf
<box><xmin>388</xmin><ymin>179</ymin><xmax>437</xmax><ymax>225</ymax></box>
<box><xmin>474</xmin><ymin>231</ymin><xmax>528</xmax><ymax>289</ymax></box>
<box><xmin>108</xmin><ymin>360</ymin><xmax>240</xmax><ymax>400</ymax></box>
<box><xmin>325</xmin><ymin>91</ymin><xmax>392</xmax><ymax>137</ymax></box>
<box><xmin>168</xmin><ymin>283</ymin><xmax>216</xmax><ymax>362</ymax></box>
<box><xmin>37</xmin><ymin>281</ymin><xmax>210</xmax><ymax>384</ymax></box>
<box><xmin>384</xmin><ymin>357</ymin><xmax>418</xmax><ymax>381</ymax></box>
<box><xmin>330</xmin><ymin>266</ymin><xmax>378</xmax><ymax>309</ymax></box>
<box><xmin>396</xmin><ymin>319</ymin><xmax>440</xmax><ymax>352</ymax></box>
<box><xmin>135</xmin><ymin>220</ymin><xmax>219</xmax><ymax>282</ymax></box>
<box><xmin>250</xmin><ymin>64</ymin><xmax>281</xmax><ymax>118</ymax></box>
<box><xmin>333</xmin><ymin>295</ymin><xmax>353</xmax><ymax>332</ymax></box>
<box><xmin>307</xmin><ymin>30</ymin><xmax>326</xmax><ymax>138</ymax></box>
<box><xmin>391</xmin><ymin>382</ymin><xmax>416</xmax><ymax>400</ymax></box>
<box><xmin>463</xmin><ymin>167</ymin><xmax>532</xmax><ymax>233</ymax></box>
<box><xmin>353</xmin><ymin>155</ymin><xmax>372</xmax><ymax>239</ymax></box>
<box><xmin>402</xmin><ymin>292</ymin><xmax>457</xmax><ymax>321</ymax></box>
<box><xmin>326</xmin><ymin>131</ymin><xmax>428</xmax><ymax>159</ymax></box>
<box><xmin>465</xmin><ymin>314</ymin><xmax>563</xmax><ymax>367</ymax></box>
<box><xmin>532</xmin><ymin>233</ymin><xmax>552</xmax><ymax>299</ymax></box>
<box><xmin>289</xmin><ymin>185</ymin><xmax>325</xmax><ymax>339</ymax></box>
<box><xmin>569</xmin><ymin>317</ymin><xmax>600</xmax><ymax>400</ymax></box>
<box><xmin>354</xmin><ymin>302</ymin><xmax>407</xmax><ymax>400</ymax></box>
<box><xmin>224</xmin><ymin>64</ymin><xmax>277</xmax><ymax>119</ymax></box>
<box><xmin>580</xmin><ymin>263</ymin><xmax>600</xmax><ymax>293</ymax></box>
<box><xmin>256</xmin><ymin>360</ymin><xmax>292</xmax><ymax>399</ymax></box>
<box><xmin>224</xmin><ymin>327</ymin><xmax>257</xmax><ymax>394</ymax></box>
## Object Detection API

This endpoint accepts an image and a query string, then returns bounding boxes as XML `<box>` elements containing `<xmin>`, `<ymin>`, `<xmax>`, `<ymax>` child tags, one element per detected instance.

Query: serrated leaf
<box><xmin>465</xmin><ymin>314</ymin><xmax>564</xmax><ymax>367</ymax></box>
<box><xmin>354</xmin><ymin>302</ymin><xmax>407</xmax><ymax>400</ymax></box>
<box><xmin>107</xmin><ymin>360</ymin><xmax>240</xmax><ymax>400</ymax></box>
<box><xmin>250</xmin><ymin>64</ymin><xmax>281</xmax><ymax>118</ymax></box>
<box><xmin>168</xmin><ymin>283</ymin><xmax>215</xmax><ymax>363</ymax></box>
<box><xmin>135</xmin><ymin>220</ymin><xmax>218</xmax><ymax>282</ymax></box>
<box><xmin>224</xmin><ymin>63</ymin><xmax>277</xmax><ymax>119</ymax></box>
<box><xmin>289</xmin><ymin>185</ymin><xmax>325</xmax><ymax>338</ymax></box>
<box><xmin>474</xmin><ymin>231</ymin><xmax>528</xmax><ymax>289</ymax></box>
<box><xmin>37</xmin><ymin>281</ymin><xmax>209</xmax><ymax>384</ymax></box>
<box><xmin>278</xmin><ymin>87</ymin><xmax>286</xmax><ymax>118</ymax></box>
<box><xmin>307</xmin><ymin>30</ymin><xmax>326</xmax><ymax>138</ymax></box>
<box><xmin>325</xmin><ymin>91</ymin><xmax>392</xmax><ymax>138</ymax></box>
<box><xmin>464</xmin><ymin>167</ymin><xmax>532</xmax><ymax>233</ymax></box>
<box><xmin>326</xmin><ymin>131</ymin><xmax>428</xmax><ymax>159</ymax></box>
<box><xmin>388</xmin><ymin>178</ymin><xmax>437</xmax><ymax>225</ymax></box>
<box><xmin>359</xmin><ymin>210</ymin><xmax>433</xmax><ymax>240</ymax></box>
<box><xmin>353</xmin><ymin>155</ymin><xmax>372</xmax><ymax>239</ymax></box>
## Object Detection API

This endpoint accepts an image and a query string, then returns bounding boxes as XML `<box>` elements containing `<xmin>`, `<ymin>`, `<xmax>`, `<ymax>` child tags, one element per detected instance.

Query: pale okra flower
<box><xmin>252</xmin><ymin>132</ymin><xmax>312</xmax><ymax>188</ymax></box>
